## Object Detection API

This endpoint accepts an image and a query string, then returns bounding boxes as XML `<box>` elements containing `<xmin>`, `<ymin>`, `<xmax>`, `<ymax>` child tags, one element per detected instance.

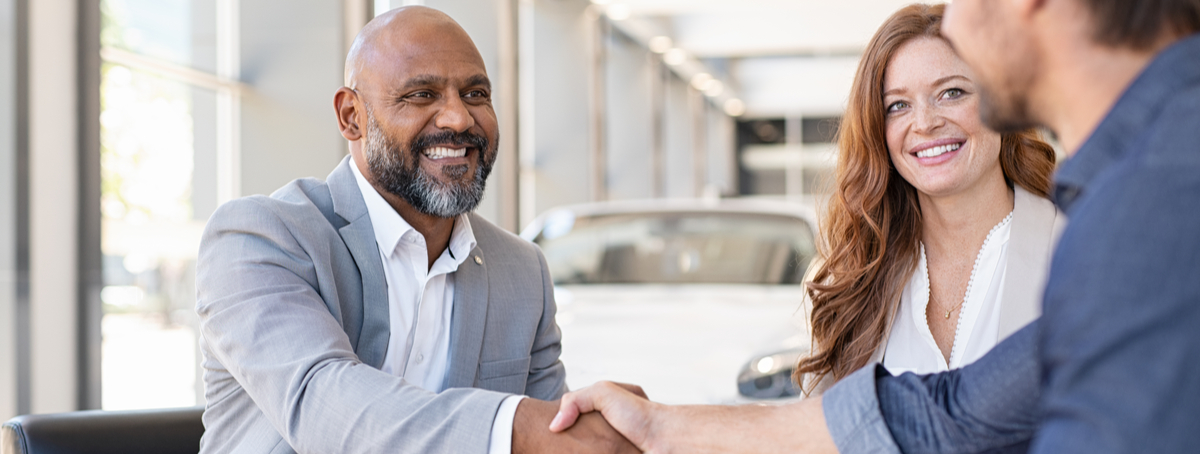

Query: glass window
<box><xmin>532</xmin><ymin>212</ymin><xmax>815</xmax><ymax>285</ymax></box>
<box><xmin>99</xmin><ymin>0</ymin><xmax>227</xmax><ymax>411</ymax></box>
<box><xmin>101</xmin><ymin>0</ymin><xmax>217</xmax><ymax>73</ymax></box>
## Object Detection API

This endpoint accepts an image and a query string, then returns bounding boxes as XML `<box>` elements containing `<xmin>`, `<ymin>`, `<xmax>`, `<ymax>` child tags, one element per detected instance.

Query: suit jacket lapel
<box><xmin>445</xmin><ymin>243</ymin><xmax>489</xmax><ymax>389</ymax></box>
<box><xmin>328</xmin><ymin>156</ymin><xmax>391</xmax><ymax>368</ymax></box>
<box><xmin>998</xmin><ymin>186</ymin><xmax>1059</xmax><ymax>338</ymax></box>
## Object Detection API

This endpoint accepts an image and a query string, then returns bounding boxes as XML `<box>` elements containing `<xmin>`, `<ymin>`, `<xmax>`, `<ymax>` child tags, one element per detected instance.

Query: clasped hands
<box><xmin>530</xmin><ymin>380</ymin><xmax>838</xmax><ymax>454</ymax></box>
<box><xmin>510</xmin><ymin>382</ymin><xmax>653</xmax><ymax>454</ymax></box>
<box><xmin>550</xmin><ymin>382</ymin><xmax>658</xmax><ymax>452</ymax></box>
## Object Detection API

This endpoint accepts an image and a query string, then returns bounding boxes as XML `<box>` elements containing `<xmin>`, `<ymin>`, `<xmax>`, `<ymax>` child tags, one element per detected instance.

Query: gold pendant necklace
<box><xmin>934</xmin><ymin>293</ymin><xmax>965</xmax><ymax>319</ymax></box>
<box><xmin>944</xmin><ymin>301</ymin><xmax>964</xmax><ymax>319</ymax></box>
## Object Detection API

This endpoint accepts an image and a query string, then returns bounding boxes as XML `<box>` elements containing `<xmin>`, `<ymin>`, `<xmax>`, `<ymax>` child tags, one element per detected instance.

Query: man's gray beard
<box><xmin>362</xmin><ymin>109</ymin><xmax>493</xmax><ymax>219</ymax></box>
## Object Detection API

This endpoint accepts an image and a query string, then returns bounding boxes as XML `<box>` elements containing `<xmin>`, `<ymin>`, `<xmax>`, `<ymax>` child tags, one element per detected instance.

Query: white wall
<box><xmin>604</xmin><ymin>31</ymin><xmax>656</xmax><ymax>200</ymax></box>
<box><xmin>662</xmin><ymin>75</ymin><xmax>695</xmax><ymax>197</ymax></box>
<box><xmin>0</xmin><ymin>0</ymin><xmax>20</xmax><ymax>424</ymax></box>
<box><xmin>524</xmin><ymin>0</ymin><xmax>594</xmax><ymax>219</ymax></box>
<box><xmin>28</xmin><ymin>0</ymin><xmax>79</xmax><ymax>415</ymax></box>
<box><xmin>238</xmin><ymin>0</ymin><xmax>347</xmax><ymax>197</ymax></box>
<box><xmin>705</xmin><ymin>103</ymin><xmax>736</xmax><ymax>195</ymax></box>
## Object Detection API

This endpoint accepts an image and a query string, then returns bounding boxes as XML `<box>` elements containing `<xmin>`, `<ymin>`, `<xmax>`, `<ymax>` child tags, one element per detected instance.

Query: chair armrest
<box><xmin>1</xmin><ymin>406</ymin><xmax>204</xmax><ymax>454</ymax></box>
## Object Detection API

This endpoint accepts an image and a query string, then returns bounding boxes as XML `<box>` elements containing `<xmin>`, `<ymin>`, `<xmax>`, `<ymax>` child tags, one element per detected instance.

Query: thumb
<box><xmin>548</xmin><ymin>388</ymin><xmax>600</xmax><ymax>432</ymax></box>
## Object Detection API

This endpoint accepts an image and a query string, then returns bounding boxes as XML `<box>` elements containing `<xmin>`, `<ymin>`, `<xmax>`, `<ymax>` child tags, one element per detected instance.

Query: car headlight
<box><xmin>737</xmin><ymin>349</ymin><xmax>806</xmax><ymax>399</ymax></box>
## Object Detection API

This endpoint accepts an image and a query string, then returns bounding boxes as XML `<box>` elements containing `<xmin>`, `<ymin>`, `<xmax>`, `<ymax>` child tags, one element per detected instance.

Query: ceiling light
<box><xmin>605</xmin><ymin>3</ymin><xmax>631</xmax><ymax>21</ymax></box>
<box><xmin>724</xmin><ymin>98</ymin><xmax>746</xmax><ymax>117</ymax></box>
<box><xmin>703</xmin><ymin>80</ymin><xmax>724</xmax><ymax>97</ymax></box>
<box><xmin>663</xmin><ymin>48</ymin><xmax>687</xmax><ymax>66</ymax></box>
<box><xmin>690</xmin><ymin>73</ymin><xmax>713</xmax><ymax>90</ymax></box>
<box><xmin>648</xmin><ymin>36</ymin><xmax>673</xmax><ymax>53</ymax></box>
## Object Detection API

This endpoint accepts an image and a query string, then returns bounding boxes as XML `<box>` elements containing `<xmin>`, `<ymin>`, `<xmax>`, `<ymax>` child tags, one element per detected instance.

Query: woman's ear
<box><xmin>334</xmin><ymin>87</ymin><xmax>363</xmax><ymax>141</ymax></box>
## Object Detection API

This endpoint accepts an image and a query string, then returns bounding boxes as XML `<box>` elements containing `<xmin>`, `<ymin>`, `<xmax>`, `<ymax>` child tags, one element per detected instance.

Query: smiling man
<box><xmin>194</xmin><ymin>7</ymin><xmax>637</xmax><ymax>454</ymax></box>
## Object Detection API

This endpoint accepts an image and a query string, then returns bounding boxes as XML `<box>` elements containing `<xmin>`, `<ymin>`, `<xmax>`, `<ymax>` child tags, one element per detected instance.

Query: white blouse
<box><xmin>882</xmin><ymin>212</ymin><xmax>1014</xmax><ymax>375</ymax></box>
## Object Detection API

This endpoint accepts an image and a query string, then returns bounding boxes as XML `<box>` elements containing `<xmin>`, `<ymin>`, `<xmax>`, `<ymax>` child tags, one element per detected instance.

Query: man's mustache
<box><xmin>410</xmin><ymin>130</ymin><xmax>490</xmax><ymax>156</ymax></box>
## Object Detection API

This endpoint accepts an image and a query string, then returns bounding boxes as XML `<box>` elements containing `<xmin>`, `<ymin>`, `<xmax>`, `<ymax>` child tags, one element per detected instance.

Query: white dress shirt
<box><xmin>351</xmin><ymin>159</ymin><xmax>523</xmax><ymax>454</ymax></box>
<box><xmin>883</xmin><ymin>212</ymin><xmax>1014</xmax><ymax>375</ymax></box>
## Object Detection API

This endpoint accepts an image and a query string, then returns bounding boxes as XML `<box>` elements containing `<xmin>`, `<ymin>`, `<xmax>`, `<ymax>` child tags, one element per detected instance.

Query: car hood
<box><xmin>553</xmin><ymin>284</ymin><xmax>810</xmax><ymax>404</ymax></box>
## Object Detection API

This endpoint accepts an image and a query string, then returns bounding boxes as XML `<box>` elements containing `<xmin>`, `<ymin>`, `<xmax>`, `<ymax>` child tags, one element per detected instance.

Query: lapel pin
<box><xmin>474</xmin><ymin>256</ymin><xmax>483</xmax><ymax>265</ymax></box>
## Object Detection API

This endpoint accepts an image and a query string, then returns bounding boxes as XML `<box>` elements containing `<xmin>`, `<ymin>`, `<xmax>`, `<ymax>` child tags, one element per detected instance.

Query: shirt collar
<box><xmin>1053</xmin><ymin>33</ymin><xmax>1200</xmax><ymax>212</ymax></box>
<box><xmin>349</xmin><ymin>157</ymin><xmax>477</xmax><ymax>263</ymax></box>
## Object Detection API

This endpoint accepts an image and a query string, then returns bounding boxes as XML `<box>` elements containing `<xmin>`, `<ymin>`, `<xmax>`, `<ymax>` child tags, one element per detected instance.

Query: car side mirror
<box><xmin>736</xmin><ymin>349</ymin><xmax>806</xmax><ymax>399</ymax></box>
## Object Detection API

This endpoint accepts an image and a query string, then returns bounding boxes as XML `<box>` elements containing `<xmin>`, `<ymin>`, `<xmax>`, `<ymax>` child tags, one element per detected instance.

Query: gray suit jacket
<box><xmin>196</xmin><ymin>156</ymin><xmax>567</xmax><ymax>454</ymax></box>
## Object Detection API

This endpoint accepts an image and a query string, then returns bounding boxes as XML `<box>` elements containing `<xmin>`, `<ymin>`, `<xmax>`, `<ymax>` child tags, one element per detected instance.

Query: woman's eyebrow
<box><xmin>931</xmin><ymin>74</ymin><xmax>971</xmax><ymax>87</ymax></box>
<box><xmin>884</xmin><ymin>86</ymin><xmax>908</xmax><ymax>97</ymax></box>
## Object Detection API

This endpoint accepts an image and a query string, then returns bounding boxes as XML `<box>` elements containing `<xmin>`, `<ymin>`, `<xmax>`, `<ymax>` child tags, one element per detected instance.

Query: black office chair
<box><xmin>0</xmin><ymin>406</ymin><xmax>204</xmax><ymax>454</ymax></box>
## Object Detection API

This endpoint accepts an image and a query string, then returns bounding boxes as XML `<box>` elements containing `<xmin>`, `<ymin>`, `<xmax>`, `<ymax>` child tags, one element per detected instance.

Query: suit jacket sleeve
<box><xmin>523</xmin><ymin>247</ymin><xmax>569</xmax><ymax>400</ymax></box>
<box><xmin>197</xmin><ymin>198</ymin><xmax>507</xmax><ymax>454</ymax></box>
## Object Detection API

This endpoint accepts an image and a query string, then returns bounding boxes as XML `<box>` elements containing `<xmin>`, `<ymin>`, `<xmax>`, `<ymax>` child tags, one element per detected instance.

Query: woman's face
<box><xmin>883</xmin><ymin>37</ymin><xmax>1003</xmax><ymax>199</ymax></box>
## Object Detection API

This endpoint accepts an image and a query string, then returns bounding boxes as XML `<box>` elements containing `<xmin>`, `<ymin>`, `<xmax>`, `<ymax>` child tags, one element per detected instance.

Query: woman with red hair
<box><xmin>797</xmin><ymin>3</ymin><xmax>1062</xmax><ymax>394</ymax></box>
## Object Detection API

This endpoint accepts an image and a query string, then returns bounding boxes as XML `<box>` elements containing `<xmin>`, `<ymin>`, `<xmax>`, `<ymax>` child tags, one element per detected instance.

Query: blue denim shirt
<box><xmin>823</xmin><ymin>32</ymin><xmax>1200</xmax><ymax>453</ymax></box>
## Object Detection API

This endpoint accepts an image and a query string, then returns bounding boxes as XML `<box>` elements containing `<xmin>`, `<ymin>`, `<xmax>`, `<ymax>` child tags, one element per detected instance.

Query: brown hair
<box><xmin>794</xmin><ymin>3</ymin><xmax>1057</xmax><ymax>391</ymax></box>
<box><xmin>1081</xmin><ymin>0</ymin><xmax>1200</xmax><ymax>49</ymax></box>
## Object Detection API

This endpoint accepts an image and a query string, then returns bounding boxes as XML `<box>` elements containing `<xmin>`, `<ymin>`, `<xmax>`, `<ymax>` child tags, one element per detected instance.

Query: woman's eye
<box><xmin>942</xmin><ymin>88</ymin><xmax>965</xmax><ymax>99</ymax></box>
<box><xmin>887</xmin><ymin>101</ymin><xmax>908</xmax><ymax>113</ymax></box>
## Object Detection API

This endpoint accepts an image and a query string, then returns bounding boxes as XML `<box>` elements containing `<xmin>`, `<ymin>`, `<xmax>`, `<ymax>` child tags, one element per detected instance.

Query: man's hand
<box><xmin>512</xmin><ymin>396</ymin><xmax>641</xmax><ymax>454</ymax></box>
<box><xmin>548</xmin><ymin>381</ymin><xmax>656</xmax><ymax>451</ymax></box>
<box><xmin>548</xmin><ymin>382</ymin><xmax>838</xmax><ymax>454</ymax></box>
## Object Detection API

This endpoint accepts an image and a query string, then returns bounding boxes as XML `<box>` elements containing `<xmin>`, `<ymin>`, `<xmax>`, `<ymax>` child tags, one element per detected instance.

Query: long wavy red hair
<box><xmin>795</xmin><ymin>3</ymin><xmax>1057</xmax><ymax>391</ymax></box>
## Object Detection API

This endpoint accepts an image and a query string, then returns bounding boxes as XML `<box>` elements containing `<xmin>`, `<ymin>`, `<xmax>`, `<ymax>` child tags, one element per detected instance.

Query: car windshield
<box><xmin>532</xmin><ymin>211</ymin><xmax>816</xmax><ymax>285</ymax></box>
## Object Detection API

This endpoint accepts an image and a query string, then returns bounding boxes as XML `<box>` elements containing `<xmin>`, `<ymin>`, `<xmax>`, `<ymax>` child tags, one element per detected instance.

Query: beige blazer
<box><xmin>803</xmin><ymin>185</ymin><xmax>1065</xmax><ymax>394</ymax></box>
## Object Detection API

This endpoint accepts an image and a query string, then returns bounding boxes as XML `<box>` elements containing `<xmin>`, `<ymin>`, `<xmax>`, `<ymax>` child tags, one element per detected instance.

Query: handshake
<box><xmin>511</xmin><ymin>382</ymin><xmax>837</xmax><ymax>454</ymax></box>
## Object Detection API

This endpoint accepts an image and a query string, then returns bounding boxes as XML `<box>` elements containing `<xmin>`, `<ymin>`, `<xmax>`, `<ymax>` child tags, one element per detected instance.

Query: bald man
<box><xmin>195</xmin><ymin>7</ymin><xmax>637</xmax><ymax>454</ymax></box>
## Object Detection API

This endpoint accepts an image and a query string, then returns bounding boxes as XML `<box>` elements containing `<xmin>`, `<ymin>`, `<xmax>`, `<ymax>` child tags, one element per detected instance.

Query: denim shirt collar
<box><xmin>1054</xmin><ymin>33</ymin><xmax>1200</xmax><ymax>212</ymax></box>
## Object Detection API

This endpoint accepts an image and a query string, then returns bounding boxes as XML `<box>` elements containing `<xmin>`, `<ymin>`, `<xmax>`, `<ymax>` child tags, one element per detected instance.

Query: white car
<box><xmin>520</xmin><ymin>198</ymin><xmax>817</xmax><ymax>404</ymax></box>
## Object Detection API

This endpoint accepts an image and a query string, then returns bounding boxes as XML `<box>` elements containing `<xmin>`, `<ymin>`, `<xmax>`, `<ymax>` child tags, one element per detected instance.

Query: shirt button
<box><xmin>416</xmin><ymin>353</ymin><xmax>424</xmax><ymax>363</ymax></box>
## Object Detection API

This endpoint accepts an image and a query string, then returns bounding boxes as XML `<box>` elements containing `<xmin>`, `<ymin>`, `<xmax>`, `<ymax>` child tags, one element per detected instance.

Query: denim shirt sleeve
<box><xmin>822</xmin><ymin>365</ymin><xmax>902</xmax><ymax>453</ymax></box>
<box><xmin>824</xmin><ymin>322</ymin><xmax>1042</xmax><ymax>454</ymax></box>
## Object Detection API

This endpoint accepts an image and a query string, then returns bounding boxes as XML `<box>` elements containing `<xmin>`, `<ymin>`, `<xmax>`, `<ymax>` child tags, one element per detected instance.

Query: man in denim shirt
<box><xmin>547</xmin><ymin>0</ymin><xmax>1200</xmax><ymax>452</ymax></box>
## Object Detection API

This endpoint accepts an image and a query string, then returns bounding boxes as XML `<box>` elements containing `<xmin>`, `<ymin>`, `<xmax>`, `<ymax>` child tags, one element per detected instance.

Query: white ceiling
<box><xmin>608</xmin><ymin>0</ymin><xmax>916</xmax><ymax>117</ymax></box>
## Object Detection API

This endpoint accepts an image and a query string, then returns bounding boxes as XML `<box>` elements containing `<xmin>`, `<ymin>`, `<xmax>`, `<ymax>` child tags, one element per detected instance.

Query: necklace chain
<box><xmin>930</xmin><ymin>211</ymin><xmax>1014</xmax><ymax>320</ymax></box>
<box><xmin>930</xmin><ymin>293</ymin><xmax>965</xmax><ymax>319</ymax></box>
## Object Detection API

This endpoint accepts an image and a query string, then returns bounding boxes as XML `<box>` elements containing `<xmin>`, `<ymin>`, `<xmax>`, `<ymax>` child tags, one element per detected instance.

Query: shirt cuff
<box><xmin>487</xmin><ymin>395</ymin><xmax>526</xmax><ymax>454</ymax></box>
<box><xmin>822</xmin><ymin>364</ymin><xmax>902</xmax><ymax>454</ymax></box>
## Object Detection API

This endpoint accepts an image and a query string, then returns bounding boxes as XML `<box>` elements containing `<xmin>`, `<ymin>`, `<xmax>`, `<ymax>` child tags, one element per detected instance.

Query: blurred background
<box><xmin>0</xmin><ymin>0</ymin><xmax>919</xmax><ymax>419</ymax></box>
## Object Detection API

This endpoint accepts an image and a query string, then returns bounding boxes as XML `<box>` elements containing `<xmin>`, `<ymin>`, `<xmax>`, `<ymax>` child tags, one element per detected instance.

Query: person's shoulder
<box><xmin>1144</xmin><ymin>82</ymin><xmax>1200</xmax><ymax>167</ymax></box>
<box><xmin>208</xmin><ymin>177</ymin><xmax>340</xmax><ymax>234</ymax></box>
<box><xmin>1014</xmin><ymin>185</ymin><xmax>1059</xmax><ymax>214</ymax></box>
<box><xmin>1013</xmin><ymin>185</ymin><xmax>1065</xmax><ymax>232</ymax></box>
